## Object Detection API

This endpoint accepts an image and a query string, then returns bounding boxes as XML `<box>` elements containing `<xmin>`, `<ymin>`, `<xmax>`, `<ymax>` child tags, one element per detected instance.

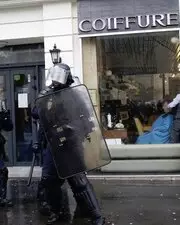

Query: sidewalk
<box><xmin>1</xmin><ymin>179</ymin><xmax>180</xmax><ymax>225</ymax></box>
<box><xmin>7</xmin><ymin>166</ymin><xmax>180</xmax><ymax>182</ymax></box>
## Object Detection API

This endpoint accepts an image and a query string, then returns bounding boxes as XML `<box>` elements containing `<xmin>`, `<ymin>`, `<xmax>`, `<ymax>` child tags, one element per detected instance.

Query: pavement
<box><xmin>1</xmin><ymin>179</ymin><xmax>180</xmax><ymax>225</ymax></box>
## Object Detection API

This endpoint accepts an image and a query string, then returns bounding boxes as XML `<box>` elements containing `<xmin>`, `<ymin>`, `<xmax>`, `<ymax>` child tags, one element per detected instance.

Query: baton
<box><xmin>27</xmin><ymin>153</ymin><xmax>36</xmax><ymax>187</ymax></box>
<box><xmin>27</xmin><ymin>117</ymin><xmax>40</xmax><ymax>187</ymax></box>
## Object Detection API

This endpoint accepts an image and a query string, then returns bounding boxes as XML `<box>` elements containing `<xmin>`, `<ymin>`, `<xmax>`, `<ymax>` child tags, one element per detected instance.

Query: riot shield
<box><xmin>35</xmin><ymin>84</ymin><xmax>111</xmax><ymax>179</ymax></box>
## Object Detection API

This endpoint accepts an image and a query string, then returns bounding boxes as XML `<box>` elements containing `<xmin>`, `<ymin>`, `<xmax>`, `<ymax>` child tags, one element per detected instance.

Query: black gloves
<box><xmin>31</xmin><ymin>142</ymin><xmax>41</xmax><ymax>154</ymax></box>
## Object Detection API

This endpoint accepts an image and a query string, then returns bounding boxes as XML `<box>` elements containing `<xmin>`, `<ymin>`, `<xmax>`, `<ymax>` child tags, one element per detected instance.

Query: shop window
<box><xmin>95</xmin><ymin>31</ymin><xmax>180</xmax><ymax>145</ymax></box>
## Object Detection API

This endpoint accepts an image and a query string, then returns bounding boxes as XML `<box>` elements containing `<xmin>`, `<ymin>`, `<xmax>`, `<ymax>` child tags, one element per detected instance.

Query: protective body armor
<box><xmin>35</xmin><ymin>84</ymin><xmax>111</xmax><ymax>179</ymax></box>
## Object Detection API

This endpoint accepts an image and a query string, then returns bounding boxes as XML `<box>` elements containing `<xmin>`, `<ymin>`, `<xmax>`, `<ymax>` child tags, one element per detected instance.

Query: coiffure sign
<box><xmin>78</xmin><ymin>0</ymin><xmax>179</xmax><ymax>35</ymax></box>
<box><xmin>79</xmin><ymin>13</ymin><xmax>179</xmax><ymax>33</ymax></box>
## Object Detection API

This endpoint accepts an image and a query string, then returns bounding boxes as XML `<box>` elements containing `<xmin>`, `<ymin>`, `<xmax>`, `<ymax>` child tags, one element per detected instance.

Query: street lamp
<box><xmin>49</xmin><ymin>44</ymin><xmax>61</xmax><ymax>64</ymax></box>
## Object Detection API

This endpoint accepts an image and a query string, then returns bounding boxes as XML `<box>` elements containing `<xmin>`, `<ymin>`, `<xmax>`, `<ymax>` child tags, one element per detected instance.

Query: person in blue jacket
<box><xmin>136</xmin><ymin>97</ymin><xmax>173</xmax><ymax>144</ymax></box>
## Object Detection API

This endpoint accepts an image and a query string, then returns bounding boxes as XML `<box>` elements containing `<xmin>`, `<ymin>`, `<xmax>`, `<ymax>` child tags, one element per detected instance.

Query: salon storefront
<box><xmin>78</xmin><ymin>0</ymin><xmax>180</xmax><ymax>173</ymax></box>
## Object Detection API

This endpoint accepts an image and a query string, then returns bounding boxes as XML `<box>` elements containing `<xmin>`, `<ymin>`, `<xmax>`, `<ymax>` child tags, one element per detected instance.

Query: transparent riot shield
<box><xmin>35</xmin><ymin>84</ymin><xmax>111</xmax><ymax>179</ymax></box>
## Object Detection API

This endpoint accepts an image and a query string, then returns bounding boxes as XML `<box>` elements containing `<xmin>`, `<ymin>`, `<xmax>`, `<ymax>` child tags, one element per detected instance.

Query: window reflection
<box><xmin>14</xmin><ymin>73</ymin><xmax>33</xmax><ymax>162</ymax></box>
<box><xmin>97</xmin><ymin>31</ymin><xmax>180</xmax><ymax>144</ymax></box>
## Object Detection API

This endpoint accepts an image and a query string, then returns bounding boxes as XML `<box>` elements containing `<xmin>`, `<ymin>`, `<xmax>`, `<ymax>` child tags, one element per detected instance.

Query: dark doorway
<box><xmin>0</xmin><ymin>65</ymin><xmax>44</xmax><ymax>166</ymax></box>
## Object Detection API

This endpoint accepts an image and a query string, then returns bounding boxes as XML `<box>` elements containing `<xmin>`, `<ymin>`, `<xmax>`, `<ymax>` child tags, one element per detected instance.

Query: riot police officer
<box><xmin>31</xmin><ymin>64</ymin><xmax>105</xmax><ymax>225</ymax></box>
<box><xmin>0</xmin><ymin>102</ymin><xmax>13</xmax><ymax>207</ymax></box>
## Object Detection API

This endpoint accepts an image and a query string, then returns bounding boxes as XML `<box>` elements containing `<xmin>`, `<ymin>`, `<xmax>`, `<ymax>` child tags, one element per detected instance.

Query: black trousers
<box><xmin>38</xmin><ymin>172</ymin><xmax>102</xmax><ymax>220</ymax></box>
<box><xmin>38</xmin><ymin>144</ymin><xmax>102</xmax><ymax>220</ymax></box>
<box><xmin>68</xmin><ymin>173</ymin><xmax>101</xmax><ymax>219</ymax></box>
<box><xmin>170</xmin><ymin>119</ymin><xmax>180</xmax><ymax>143</ymax></box>
<box><xmin>38</xmin><ymin>175</ymin><xmax>66</xmax><ymax>213</ymax></box>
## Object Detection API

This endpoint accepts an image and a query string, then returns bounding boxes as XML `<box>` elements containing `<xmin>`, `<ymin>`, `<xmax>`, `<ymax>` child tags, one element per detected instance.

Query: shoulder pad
<box><xmin>38</xmin><ymin>86</ymin><xmax>53</xmax><ymax>97</ymax></box>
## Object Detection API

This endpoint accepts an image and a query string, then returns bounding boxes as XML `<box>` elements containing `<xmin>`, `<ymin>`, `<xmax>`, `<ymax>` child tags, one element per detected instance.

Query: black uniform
<box><xmin>32</xmin><ymin>105</ymin><xmax>70</xmax><ymax>221</ymax></box>
<box><xmin>0</xmin><ymin>109</ymin><xmax>13</xmax><ymax>207</ymax></box>
<box><xmin>32</xmin><ymin>64</ymin><xmax>104</xmax><ymax>225</ymax></box>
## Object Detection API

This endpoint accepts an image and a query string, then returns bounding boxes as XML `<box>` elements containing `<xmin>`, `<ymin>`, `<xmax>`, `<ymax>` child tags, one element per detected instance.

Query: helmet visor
<box><xmin>50</xmin><ymin>66</ymin><xmax>68</xmax><ymax>84</ymax></box>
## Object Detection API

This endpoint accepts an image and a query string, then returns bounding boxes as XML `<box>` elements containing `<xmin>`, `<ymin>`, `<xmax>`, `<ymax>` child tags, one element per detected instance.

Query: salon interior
<box><xmin>97</xmin><ymin>31</ymin><xmax>180</xmax><ymax>144</ymax></box>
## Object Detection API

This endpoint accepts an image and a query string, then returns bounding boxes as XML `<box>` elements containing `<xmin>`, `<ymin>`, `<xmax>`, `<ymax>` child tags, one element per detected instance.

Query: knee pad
<box><xmin>68</xmin><ymin>173</ymin><xmax>89</xmax><ymax>192</ymax></box>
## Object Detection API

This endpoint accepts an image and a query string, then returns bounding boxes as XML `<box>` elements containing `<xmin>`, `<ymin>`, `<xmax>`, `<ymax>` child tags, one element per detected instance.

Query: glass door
<box><xmin>10</xmin><ymin>68</ymin><xmax>37</xmax><ymax>164</ymax></box>
<box><xmin>0</xmin><ymin>70</ymin><xmax>12</xmax><ymax>165</ymax></box>
<box><xmin>1</xmin><ymin>74</ymin><xmax>10</xmax><ymax>165</ymax></box>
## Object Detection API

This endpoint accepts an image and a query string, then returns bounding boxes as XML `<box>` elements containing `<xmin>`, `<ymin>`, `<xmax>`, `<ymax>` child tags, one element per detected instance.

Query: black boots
<box><xmin>39</xmin><ymin>201</ymin><xmax>51</xmax><ymax>216</ymax></box>
<box><xmin>0</xmin><ymin>199</ymin><xmax>13</xmax><ymax>207</ymax></box>
<box><xmin>47</xmin><ymin>212</ymin><xmax>60</xmax><ymax>225</ymax></box>
<box><xmin>92</xmin><ymin>217</ymin><xmax>105</xmax><ymax>225</ymax></box>
<box><xmin>37</xmin><ymin>180</ymin><xmax>51</xmax><ymax>215</ymax></box>
<box><xmin>37</xmin><ymin>177</ymin><xmax>71</xmax><ymax>224</ymax></box>
<box><xmin>73</xmin><ymin>187</ymin><xmax>105</xmax><ymax>225</ymax></box>
<box><xmin>74</xmin><ymin>206</ymin><xmax>105</xmax><ymax>225</ymax></box>
<box><xmin>68</xmin><ymin>174</ymin><xmax>105</xmax><ymax>225</ymax></box>
<box><xmin>0</xmin><ymin>167</ymin><xmax>13</xmax><ymax>207</ymax></box>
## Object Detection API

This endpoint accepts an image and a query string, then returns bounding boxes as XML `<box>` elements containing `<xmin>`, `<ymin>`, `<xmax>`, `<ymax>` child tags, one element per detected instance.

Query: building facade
<box><xmin>1</xmin><ymin>0</ymin><xmax>180</xmax><ymax>173</ymax></box>
<box><xmin>78</xmin><ymin>0</ymin><xmax>180</xmax><ymax>173</ymax></box>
